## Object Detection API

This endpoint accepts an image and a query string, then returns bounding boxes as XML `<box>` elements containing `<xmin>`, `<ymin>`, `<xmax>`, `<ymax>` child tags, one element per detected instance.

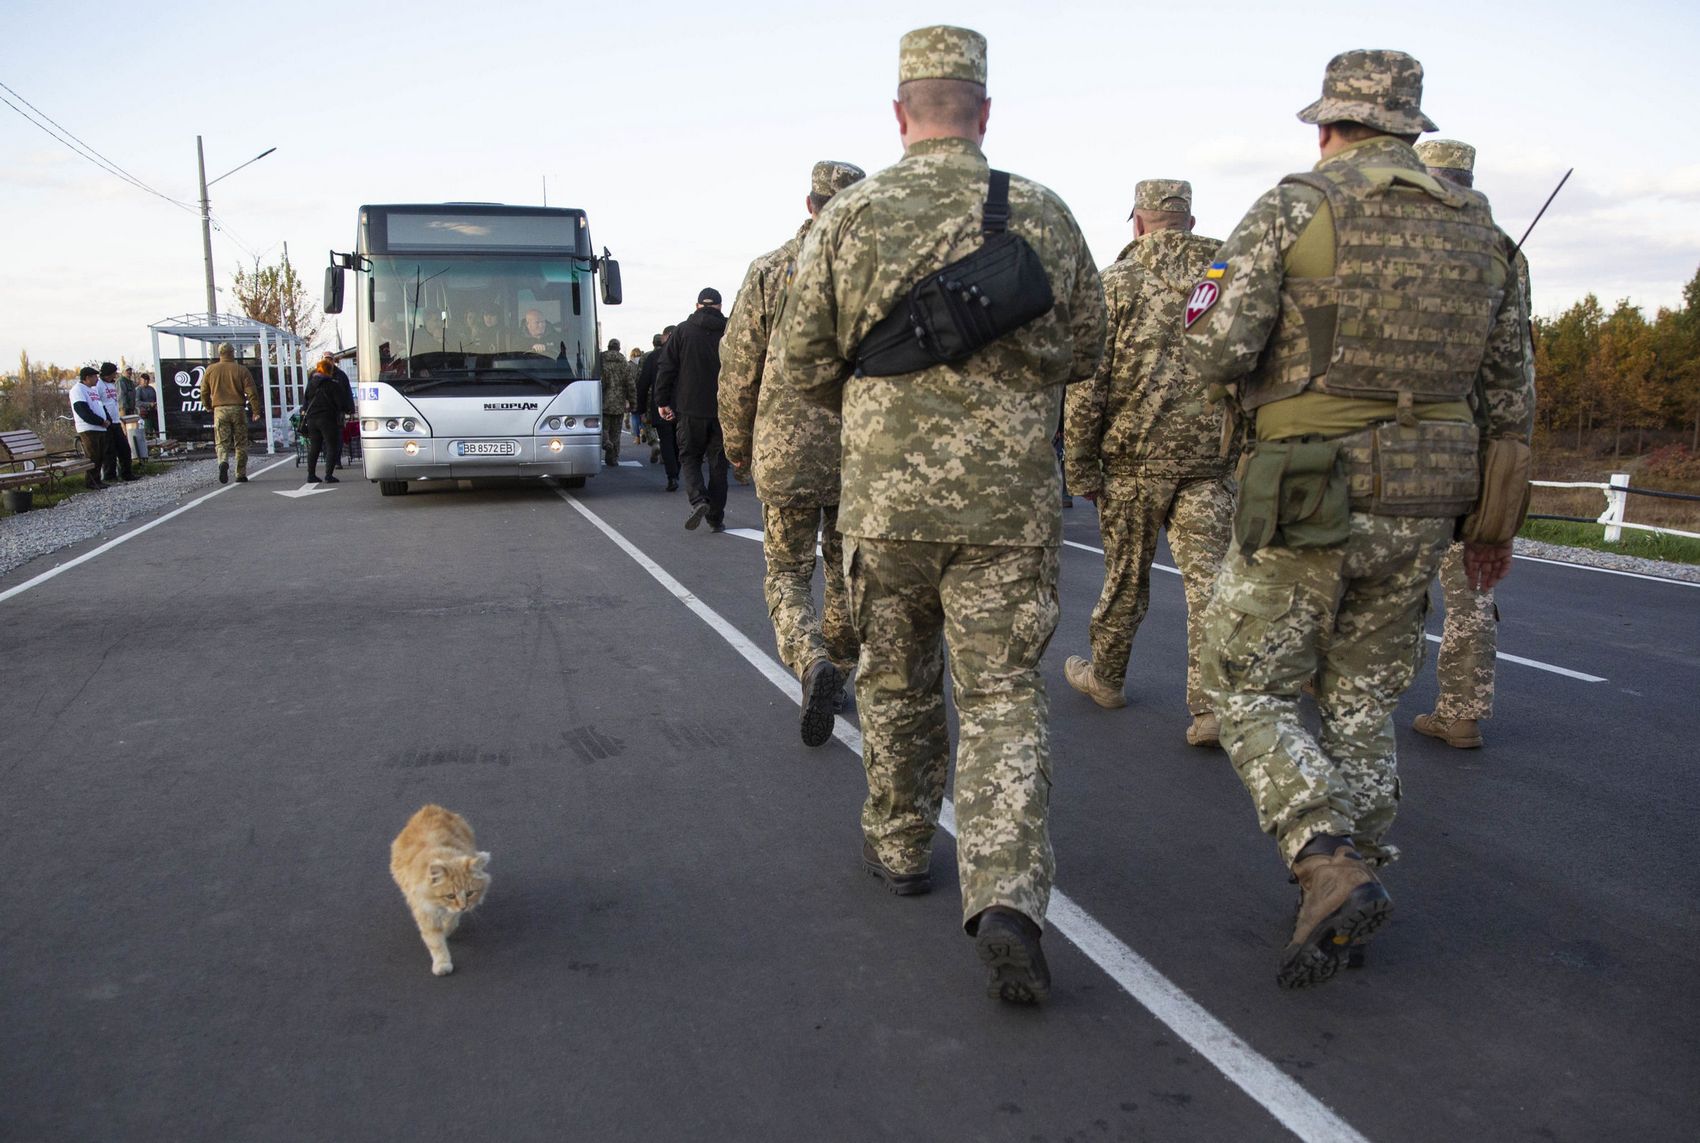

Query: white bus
<box><xmin>324</xmin><ymin>203</ymin><xmax>622</xmax><ymax>496</ymax></box>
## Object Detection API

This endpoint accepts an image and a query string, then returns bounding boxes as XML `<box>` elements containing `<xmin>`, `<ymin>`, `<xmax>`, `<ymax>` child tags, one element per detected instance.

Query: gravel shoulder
<box><xmin>5</xmin><ymin>467</ymin><xmax>1697</xmax><ymax>584</ymax></box>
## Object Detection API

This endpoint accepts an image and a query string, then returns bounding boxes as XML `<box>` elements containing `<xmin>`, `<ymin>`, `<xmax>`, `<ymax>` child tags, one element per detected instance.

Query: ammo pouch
<box><xmin>1459</xmin><ymin>436</ymin><xmax>1532</xmax><ymax>545</ymax></box>
<box><xmin>1338</xmin><ymin>420</ymin><xmax>1480</xmax><ymax>518</ymax></box>
<box><xmin>854</xmin><ymin>170</ymin><xmax>1056</xmax><ymax>377</ymax></box>
<box><xmin>1233</xmin><ymin>439</ymin><xmax>1350</xmax><ymax>556</ymax></box>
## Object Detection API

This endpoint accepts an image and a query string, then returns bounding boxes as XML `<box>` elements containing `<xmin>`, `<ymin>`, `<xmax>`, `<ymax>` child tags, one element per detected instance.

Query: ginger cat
<box><xmin>390</xmin><ymin>805</ymin><xmax>491</xmax><ymax>976</ymax></box>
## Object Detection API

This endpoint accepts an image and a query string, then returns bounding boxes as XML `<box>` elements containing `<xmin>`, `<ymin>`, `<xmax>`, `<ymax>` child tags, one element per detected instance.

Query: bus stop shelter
<box><xmin>146</xmin><ymin>313</ymin><xmax>310</xmax><ymax>454</ymax></box>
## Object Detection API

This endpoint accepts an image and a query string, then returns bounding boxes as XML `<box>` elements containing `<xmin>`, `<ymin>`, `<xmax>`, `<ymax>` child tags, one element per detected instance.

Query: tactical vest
<box><xmin>1242</xmin><ymin>160</ymin><xmax>1508</xmax><ymax>411</ymax></box>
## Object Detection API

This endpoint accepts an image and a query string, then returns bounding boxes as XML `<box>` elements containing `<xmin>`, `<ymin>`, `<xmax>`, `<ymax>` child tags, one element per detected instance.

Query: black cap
<box><xmin>79</xmin><ymin>366</ymin><xmax>99</xmax><ymax>380</ymax></box>
<box><xmin>697</xmin><ymin>287</ymin><xmax>722</xmax><ymax>306</ymax></box>
<box><xmin>99</xmin><ymin>361</ymin><xmax>118</xmax><ymax>376</ymax></box>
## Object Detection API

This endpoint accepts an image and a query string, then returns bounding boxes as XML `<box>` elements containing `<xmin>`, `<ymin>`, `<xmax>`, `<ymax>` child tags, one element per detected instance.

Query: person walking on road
<box><xmin>636</xmin><ymin>329</ymin><xmax>680</xmax><ymax>487</ymax></box>
<box><xmin>68</xmin><ymin>366</ymin><xmax>111</xmax><ymax>490</ymax></box>
<box><xmin>302</xmin><ymin>357</ymin><xmax>356</xmax><ymax>483</ymax></box>
<box><xmin>198</xmin><ymin>342</ymin><xmax>263</xmax><ymax>484</ymax></box>
<box><xmin>600</xmin><ymin>338</ymin><xmax>634</xmax><ymax>467</ymax></box>
<box><xmin>720</xmin><ymin>158</ymin><xmax>867</xmax><ymax>747</ymax></box>
<box><xmin>1062</xmin><ymin>179</ymin><xmax>1236</xmax><ymax>748</ymax></box>
<box><xmin>777</xmin><ymin>25</ymin><xmax>1107</xmax><ymax>1003</ymax></box>
<box><xmin>96</xmin><ymin>363</ymin><xmax>136</xmax><ymax>482</ymax></box>
<box><xmin>1409</xmin><ymin>138</ymin><xmax>1534</xmax><ymax>751</ymax></box>
<box><xmin>656</xmin><ymin>290</ymin><xmax>729</xmax><ymax>531</ymax></box>
<box><xmin>1186</xmin><ymin>50</ymin><xmax>1536</xmax><ymax>989</ymax></box>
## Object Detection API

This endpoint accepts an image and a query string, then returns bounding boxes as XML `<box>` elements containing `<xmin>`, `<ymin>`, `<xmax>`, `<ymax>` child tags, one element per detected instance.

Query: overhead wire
<box><xmin>0</xmin><ymin>79</ymin><xmax>199</xmax><ymax>214</ymax></box>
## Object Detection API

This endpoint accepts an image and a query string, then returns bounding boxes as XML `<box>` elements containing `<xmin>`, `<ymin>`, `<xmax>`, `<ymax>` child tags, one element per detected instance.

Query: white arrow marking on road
<box><xmin>274</xmin><ymin>484</ymin><xmax>336</xmax><ymax>499</ymax></box>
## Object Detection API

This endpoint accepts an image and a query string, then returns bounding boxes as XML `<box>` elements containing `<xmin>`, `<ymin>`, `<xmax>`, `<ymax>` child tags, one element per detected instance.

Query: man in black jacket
<box><xmin>635</xmin><ymin>327</ymin><xmax>679</xmax><ymax>489</ymax></box>
<box><xmin>656</xmin><ymin>290</ymin><xmax>729</xmax><ymax>531</ymax></box>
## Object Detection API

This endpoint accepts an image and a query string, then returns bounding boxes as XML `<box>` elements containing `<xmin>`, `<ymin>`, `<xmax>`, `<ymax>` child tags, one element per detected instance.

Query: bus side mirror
<box><xmin>601</xmin><ymin>259</ymin><xmax>622</xmax><ymax>306</ymax></box>
<box><xmin>324</xmin><ymin>266</ymin><xmax>345</xmax><ymax>314</ymax></box>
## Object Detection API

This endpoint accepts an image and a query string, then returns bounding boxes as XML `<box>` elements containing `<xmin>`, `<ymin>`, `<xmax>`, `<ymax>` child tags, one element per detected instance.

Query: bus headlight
<box><xmin>362</xmin><ymin>419</ymin><xmax>377</xmax><ymax>432</ymax></box>
<box><xmin>562</xmin><ymin>416</ymin><xmax>576</xmax><ymax>428</ymax></box>
<box><xmin>402</xmin><ymin>418</ymin><xmax>417</xmax><ymax>432</ymax></box>
<box><xmin>386</xmin><ymin>418</ymin><xmax>399</xmax><ymax>431</ymax></box>
<box><xmin>548</xmin><ymin>439</ymin><xmax>563</xmax><ymax>452</ymax></box>
<box><xmin>546</xmin><ymin>416</ymin><xmax>561</xmax><ymax>430</ymax></box>
<box><xmin>404</xmin><ymin>440</ymin><xmax>419</xmax><ymax>455</ymax></box>
<box><xmin>584</xmin><ymin>416</ymin><xmax>600</xmax><ymax>429</ymax></box>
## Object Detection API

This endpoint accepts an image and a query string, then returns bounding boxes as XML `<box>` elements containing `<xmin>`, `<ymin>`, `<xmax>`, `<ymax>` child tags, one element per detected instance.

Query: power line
<box><xmin>0</xmin><ymin>79</ymin><xmax>197</xmax><ymax>214</ymax></box>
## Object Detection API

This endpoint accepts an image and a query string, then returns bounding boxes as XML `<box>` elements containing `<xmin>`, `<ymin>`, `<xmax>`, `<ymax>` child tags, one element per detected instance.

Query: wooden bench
<box><xmin>0</xmin><ymin>429</ymin><xmax>96</xmax><ymax>491</ymax></box>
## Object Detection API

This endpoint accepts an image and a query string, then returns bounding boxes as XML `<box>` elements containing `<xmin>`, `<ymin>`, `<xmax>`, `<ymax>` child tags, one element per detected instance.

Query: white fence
<box><xmin>1530</xmin><ymin>472</ymin><xmax>1700</xmax><ymax>542</ymax></box>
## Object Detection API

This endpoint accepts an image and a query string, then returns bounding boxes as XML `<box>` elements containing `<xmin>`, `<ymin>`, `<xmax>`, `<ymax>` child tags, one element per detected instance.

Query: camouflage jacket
<box><xmin>1064</xmin><ymin>230</ymin><xmax>1232</xmax><ymax>497</ymax></box>
<box><xmin>599</xmin><ymin>350</ymin><xmax>634</xmax><ymax>415</ymax></box>
<box><xmin>718</xmin><ymin>220</ymin><xmax>842</xmax><ymax>506</ymax></box>
<box><xmin>1185</xmin><ymin>137</ymin><xmax>1534</xmax><ymax>443</ymax></box>
<box><xmin>776</xmin><ymin>136</ymin><xmax>1106</xmax><ymax>546</ymax></box>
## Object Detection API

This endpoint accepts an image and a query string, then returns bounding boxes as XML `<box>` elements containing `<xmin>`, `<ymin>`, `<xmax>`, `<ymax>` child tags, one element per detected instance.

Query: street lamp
<box><xmin>197</xmin><ymin>137</ymin><xmax>277</xmax><ymax>318</ymax></box>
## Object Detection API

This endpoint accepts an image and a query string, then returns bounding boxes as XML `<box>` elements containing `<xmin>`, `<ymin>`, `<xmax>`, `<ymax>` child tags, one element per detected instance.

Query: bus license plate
<box><xmin>457</xmin><ymin>441</ymin><xmax>517</xmax><ymax>457</ymax></box>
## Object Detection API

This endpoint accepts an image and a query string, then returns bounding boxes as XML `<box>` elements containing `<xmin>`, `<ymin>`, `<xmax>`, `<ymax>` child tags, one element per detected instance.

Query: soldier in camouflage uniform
<box><xmin>1186</xmin><ymin>51</ymin><xmax>1535</xmax><ymax>989</ymax></box>
<box><xmin>720</xmin><ymin>159</ymin><xmax>867</xmax><ymax>748</ymax></box>
<box><xmin>1409</xmin><ymin>139</ymin><xmax>1534</xmax><ymax>750</ymax></box>
<box><xmin>1062</xmin><ymin>178</ymin><xmax>1236</xmax><ymax>747</ymax></box>
<box><xmin>599</xmin><ymin>338</ymin><xmax>634</xmax><ymax>466</ymax></box>
<box><xmin>776</xmin><ymin>25</ymin><xmax>1106</xmax><ymax>1004</ymax></box>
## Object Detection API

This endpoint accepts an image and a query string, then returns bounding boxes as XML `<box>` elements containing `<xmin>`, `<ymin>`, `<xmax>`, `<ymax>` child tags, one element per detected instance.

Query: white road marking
<box><xmin>1512</xmin><ymin>553</ymin><xmax>1700</xmax><ymax>588</ymax></box>
<box><xmin>1422</xmin><ymin>634</ymin><xmax>1605</xmax><ymax>683</ymax></box>
<box><xmin>0</xmin><ymin>456</ymin><xmax>297</xmax><ymax>606</ymax></box>
<box><xmin>1062</xmin><ymin>539</ymin><xmax>1606</xmax><ymax>683</ymax></box>
<box><xmin>557</xmin><ymin>489</ymin><xmax>1370</xmax><ymax>1143</ymax></box>
<box><xmin>274</xmin><ymin>483</ymin><xmax>336</xmax><ymax>498</ymax></box>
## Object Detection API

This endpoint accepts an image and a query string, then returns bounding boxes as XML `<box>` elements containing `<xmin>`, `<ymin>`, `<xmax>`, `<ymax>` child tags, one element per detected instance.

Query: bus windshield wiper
<box><xmin>395</xmin><ymin>371</ymin><xmax>566</xmax><ymax>394</ymax></box>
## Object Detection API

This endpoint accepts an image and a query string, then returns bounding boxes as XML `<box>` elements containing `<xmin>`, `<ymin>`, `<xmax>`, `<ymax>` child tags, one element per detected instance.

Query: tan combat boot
<box><xmin>1413</xmin><ymin>713</ymin><xmax>1483</xmax><ymax>748</ymax></box>
<box><xmin>1277</xmin><ymin>839</ymin><xmax>1392</xmax><ymax>990</ymax></box>
<box><xmin>1185</xmin><ymin>712</ymin><xmax>1220</xmax><ymax>747</ymax></box>
<box><xmin>1064</xmin><ymin>656</ymin><xmax>1125</xmax><ymax>709</ymax></box>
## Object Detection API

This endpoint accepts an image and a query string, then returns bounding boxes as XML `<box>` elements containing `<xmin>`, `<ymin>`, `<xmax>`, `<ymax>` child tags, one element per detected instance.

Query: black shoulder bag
<box><xmin>853</xmin><ymin>170</ymin><xmax>1056</xmax><ymax>377</ymax></box>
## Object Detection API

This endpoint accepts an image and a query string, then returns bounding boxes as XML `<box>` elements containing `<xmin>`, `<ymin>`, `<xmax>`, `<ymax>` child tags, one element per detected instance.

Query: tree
<box><xmin>232</xmin><ymin>252</ymin><xmax>323</xmax><ymax>349</ymax></box>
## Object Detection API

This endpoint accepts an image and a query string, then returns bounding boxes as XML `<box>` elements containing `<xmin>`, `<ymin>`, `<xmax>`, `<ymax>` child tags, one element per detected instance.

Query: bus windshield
<box><xmin>363</xmin><ymin>254</ymin><xmax>599</xmax><ymax>389</ymax></box>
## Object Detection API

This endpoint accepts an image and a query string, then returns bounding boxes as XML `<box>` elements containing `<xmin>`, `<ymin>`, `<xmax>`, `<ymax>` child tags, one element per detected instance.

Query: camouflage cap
<box><xmin>1129</xmin><ymin>178</ymin><xmax>1192</xmax><ymax>219</ymax></box>
<box><xmin>1415</xmin><ymin>138</ymin><xmax>1475</xmax><ymax>173</ymax></box>
<box><xmin>898</xmin><ymin>25</ymin><xmax>987</xmax><ymax>85</ymax></box>
<box><xmin>1296</xmin><ymin>49</ymin><xmax>1438</xmax><ymax>135</ymax></box>
<box><xmin>811</xmin><ymin>160</ymin><xmax>866</xmax><ymax>200</ymax></box>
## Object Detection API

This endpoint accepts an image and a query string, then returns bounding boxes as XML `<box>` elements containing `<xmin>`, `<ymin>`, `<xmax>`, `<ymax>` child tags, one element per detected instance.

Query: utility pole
<box><xmin>196</xmin><ymin>137</ymin><xmax>277</xmax><ymax>321</ymax></box>
<box><xmin>198</xmin><ymin>135</ymin><xmax>216</xmax><ymax>317</ymax></box>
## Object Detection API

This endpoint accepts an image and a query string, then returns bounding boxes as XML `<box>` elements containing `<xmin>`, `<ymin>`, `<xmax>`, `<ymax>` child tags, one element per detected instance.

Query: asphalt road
<box><xmin>2</xmin><ymin>448</ymin><xmax>1695</xmax><ymax>1143</ymax></box>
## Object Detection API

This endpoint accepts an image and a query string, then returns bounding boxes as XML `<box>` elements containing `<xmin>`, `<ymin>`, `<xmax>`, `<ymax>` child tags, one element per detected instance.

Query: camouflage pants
<box><xmin>212</xmin><ymin>406</ymin><xmax>250</xmax><ymax>475</ymax></box>
<box><xmin>1200</xmin><ymin>512</ymin><xmax>1453</xmax><ymax>867</ymax></box>
<box><xmin>1433</xmin><ymin>542</ymin><xmax>1497</xmax><ymax>720</ymax></box>
<box><xmin>601</xmin><ymin>406</ymin><xmax>622</xmax><ymax>463</ymax></box>
<box><xmin>762</xmin><ymin>503</ymin><xmax>857</xmax><ymax>679</ymax></box>
<box><xmin>1091</xmin><ymin>477</ymin><xmax>1233</xmax><ymax>712</ymax></box>
<box><xmin>846</xmin><ymin>537</ymin><xmax>1059</xmax><ymax>930</ymax></box>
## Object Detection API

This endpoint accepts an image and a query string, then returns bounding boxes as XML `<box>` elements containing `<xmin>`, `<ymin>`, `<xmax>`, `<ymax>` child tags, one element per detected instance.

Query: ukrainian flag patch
<box><xmin>1205</xmin><ymin>261</ymin><xmax>1228</xmax><ymax>280</ymax></box>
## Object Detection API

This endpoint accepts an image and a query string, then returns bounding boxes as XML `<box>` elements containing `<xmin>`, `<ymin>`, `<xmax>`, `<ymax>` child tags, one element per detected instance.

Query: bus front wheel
<box><xmin>379</xmin><ymin>480</ymin><xmax>409</xmax><ymax>497</ymax></box>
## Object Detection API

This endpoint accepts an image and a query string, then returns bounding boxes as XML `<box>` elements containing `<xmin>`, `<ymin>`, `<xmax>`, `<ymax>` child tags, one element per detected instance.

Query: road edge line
<box><xmin>557</xmin><ymin>489</ymin><xmax>1371</xmax><ymax>1143</ymax></box>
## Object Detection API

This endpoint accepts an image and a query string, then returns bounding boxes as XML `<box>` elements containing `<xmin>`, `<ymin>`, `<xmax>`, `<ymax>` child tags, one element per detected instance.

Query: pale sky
<box><xmin>3</xmin><ymin>0</ymin><xmax>1698</xmax><ymax>370</ymax></box>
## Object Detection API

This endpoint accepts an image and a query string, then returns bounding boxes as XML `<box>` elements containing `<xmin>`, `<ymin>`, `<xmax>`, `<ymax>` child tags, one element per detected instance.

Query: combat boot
<box><xmin>861</xmin><ymin>841</ymin><xmax>931</xmax><ymax>896</ymax></box>
<box><xmin>1413</xmin><ymin>713</ymin><xmax>1483</xmax><ymax>749</ymax></box>
<box><xmin>800</xmin><ymin>658</ymin><xmax>840</xmax><ymax>747</ymax></box>
<box><xmin>1064</xmin><ymin>656</ymin><xmax>1125</xmax><ymax>709</ymax></box>
<box><xmin>972</xmin><ymin>906</ymin><xmax>1050</xmax><ymax>1004</ymax></box>
<box><xmin>1277</xmin><ymin>836</ymin><xmax>1392</xmax><ymax>990</ymax></box>
<box><xmin>1185</xmin><ymin>712</ymin><xmax>1220</xmax><ymax>747</ymax></box>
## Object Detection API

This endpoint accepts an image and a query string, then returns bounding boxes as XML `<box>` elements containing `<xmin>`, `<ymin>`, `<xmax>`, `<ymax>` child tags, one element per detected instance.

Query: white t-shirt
<box><xmin>70</xmin><ymin>381</ymin><xmax>109</xmax><ymax>433</ymax></box>
<box><xmin>96</xmin><ymin>378</ymin><xmax>122</xmax><ymax>421</ymax></box>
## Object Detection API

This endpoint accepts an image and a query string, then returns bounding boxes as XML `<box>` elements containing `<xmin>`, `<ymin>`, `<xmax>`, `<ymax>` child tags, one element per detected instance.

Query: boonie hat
<box><xmin>1130</xmin><ymin>178</ymin><xmax>1192</xmax><ymax>220</ymax></box>
<box><xmin>1297</xmin><ymin>49</ymin><xmax>1438</xmax><ymax>135</ymax></box>
<box><xmin>898</xmin><ymin>25</ymin><xmax>987</xmax><ymax>85</ymax></box>
<box><xmin>1415</xmin><ymin>138</ymin><xmax>1475</xmax><ymax>173</ymax></box>
<box><xmin>811</xmin><ymin>160</ymin><xmax>866</xmax><ymax>200</ymax></box>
